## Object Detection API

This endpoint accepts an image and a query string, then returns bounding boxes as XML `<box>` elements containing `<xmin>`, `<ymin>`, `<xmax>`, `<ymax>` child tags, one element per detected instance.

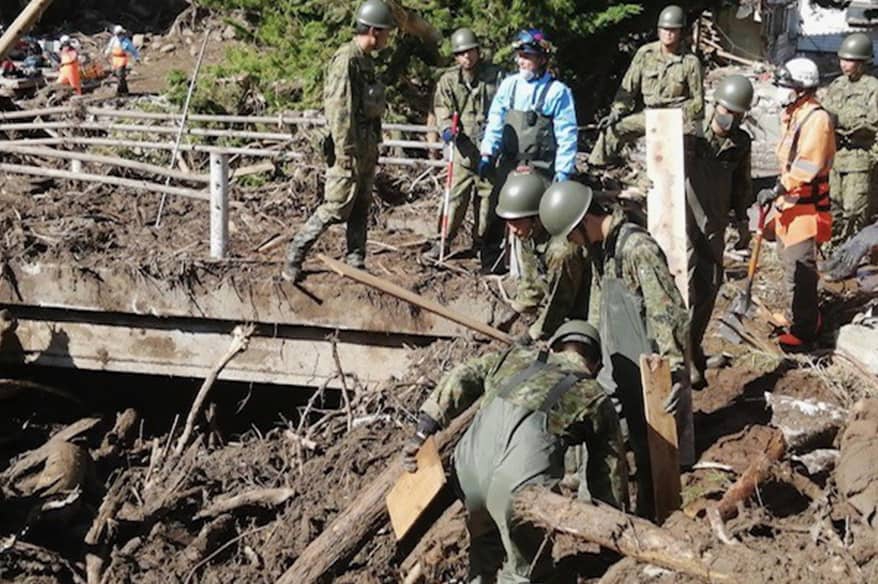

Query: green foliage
<box><xmin>187</xmin><ymin>0</ymin><xmax>705</xmax><ymax>118</ymax></box>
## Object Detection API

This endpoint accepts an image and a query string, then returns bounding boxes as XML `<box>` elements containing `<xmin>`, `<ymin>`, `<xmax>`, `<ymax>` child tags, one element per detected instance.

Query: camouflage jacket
<box><xmin>516</xmin><ymin>230</ymin><xmax>590</xmax><ymax>340</ymax></box>
<box><xmin>421</xmin><ymin>346</ymin><xmax>613</xmax><ymax>442</ymax></box>
<box><xmin>324</xmin><ymin>40</ymin><xmax>382</xmax><ymax>164</ymax></box>
<box><xmin>433</xmin><ymin>62</ymin><xmax>504</xmax><ymax>167</ymax></box>
<box><xmin>686</xmin><ymin>112</ymin><xmax>753</xmax><ymax>247</ymax></box>
<box><xmin>592</xmin><ymin>206</ymin><xmax>689</xmax><ymax>372</ymax></box>
<box><xmin>822</xmin><ymin>74</ymin><xmax>878</xmax><ymax>171</ymax></box>
<box><xmin>612</xmin><ymin>41</ymin><xmax>704</xmax><ymax>124</ymax></box>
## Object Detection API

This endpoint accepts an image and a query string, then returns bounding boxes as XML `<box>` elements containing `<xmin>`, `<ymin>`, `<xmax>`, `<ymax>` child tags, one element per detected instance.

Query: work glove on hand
<box><xmin>597</xmin><ymin>110</ymin><xmax>621</xmax><ymax>130</ymax></box>
<box><xmin>553</xmin><ymin>171</ymin><xmax>570</xmax><ymax>183</ymax></box>
<box><xmin>402</xmin><ymin>412</ymin><xmax>440</xmax><ymax>473</ymax></box>
<box><xmin>756</xmin><ymin>187</ymin><xmax>778</xmax><ymax>208</ymax></box>
<box><xmin>441</xmin><ymin>127</ymin><xmax>455</xmax><ymax>144</ymax></box>
<box><xmin>824</xmin><ymin>222</ymin><xmax>878</xmax><ymax>281</ymax></box>
<box><xmin>663</xmin><ymin>369</ymin><xmax>688</xmax><ymax>415</ymax></box>
<box><xmin>734</xmin><ymin>219</ymin><xmax>752</xmax><ymax>250</ymax></box>
<box><xmin>477</xmin><ymin>155</ymin><xmax>492</xmax><ymax>180</ymax></box>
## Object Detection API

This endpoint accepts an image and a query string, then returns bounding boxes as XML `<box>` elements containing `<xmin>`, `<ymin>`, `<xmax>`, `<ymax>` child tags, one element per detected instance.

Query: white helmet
<box><xmin>113</xmin><ymin>25</ymin><xmax>125</xmax><ymax>35</ymax></box>
<box><xmin>59</xmin><ymin>34</ymin><xmax>71</xmax><ymax>45</ymax></box>
<box><xmin>775</xmin><ymin>57</ymin><xmax>820</xmax><ymax>89</ymax></box>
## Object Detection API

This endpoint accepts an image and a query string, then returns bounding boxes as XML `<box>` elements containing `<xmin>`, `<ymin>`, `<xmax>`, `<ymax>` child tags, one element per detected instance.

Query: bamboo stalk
<box><xmin>0</xmin><ymin>162</ymin><xmax>208</xmax><ymax>200</ymax></box>
<box><xmin>0</xmin><ymin>143</ymin><xmax>209</xmax><ymax>183</ymax></box>
<box><xmin>0</xmin><ymin>106</ymin><xmax>73</xmax><ymax>121</ymax></box>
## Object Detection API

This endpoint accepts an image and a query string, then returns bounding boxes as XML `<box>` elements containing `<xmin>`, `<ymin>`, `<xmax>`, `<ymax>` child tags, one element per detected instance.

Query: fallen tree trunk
<box><xmin>276</xmin><ymin>402</ymin><xmax>479</xmax><ymax>584</ymax></box>
<box><xmin>512</xmin><ymin>486</ymin><xmax>736</xmax><ymax>583</ymax></box>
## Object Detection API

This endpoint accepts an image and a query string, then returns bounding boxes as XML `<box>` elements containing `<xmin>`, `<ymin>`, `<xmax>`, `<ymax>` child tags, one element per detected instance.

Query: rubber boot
<box><xmin>282</xmin><ymin>214</ymin><xmax>328</xmax><ymax>282</ymax></box>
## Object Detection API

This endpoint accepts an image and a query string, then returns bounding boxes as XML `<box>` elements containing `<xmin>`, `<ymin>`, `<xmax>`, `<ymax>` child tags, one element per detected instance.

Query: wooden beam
<box><xmin>645</xmin><ymin>108</ymin><xmax>688</xmax><ymax>306</ymax></box>
<box><xmin>640</xmin><ymin>354</ymin><xmax>681</xmax><ymax>523</ymax></box>
<box><xmin>512</xmin><ymin>486</ymin><xmax>736</xmax><ymax>583</ymax></box>
<box><xmin>0</xmin><ymin>162</ymin><xmax>208</xmax><ymax>200</ymax></box>
<box><xmin>0</xmin><ymin>0</ymin><xmax>56</xmax><ymax>62</ymax></box>
<box><xmin>319</xmin><ymin>254</ymin><xmax>514</xmax><ymax>345</ymax></box>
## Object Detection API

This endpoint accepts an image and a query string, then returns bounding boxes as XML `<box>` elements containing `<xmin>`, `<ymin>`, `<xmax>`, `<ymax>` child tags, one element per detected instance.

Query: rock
<box><xmin>837</xmin><ymin>324</ymin><xmax>878</xmax><ymax>375</ymax></box>
<box><xmin>132</xmin><ymin>34</ymin><xmax>145</xmax><ymax>49</ymax></box>
<box><xmin>792</xmin><ymin>448</ymin><xmax>839</xmax><ymax>476</ymax></box>
<box><xmin>837</xmin><ymin>399</ymin><xmax>878</xmax><ymax>529</ymax></box>
<box><xmin>765</xmin><ymin>392</ymin><xmax>847</xmax><ymax>452</ymax></box>
<box><xmin>159</xmin><ymin>43</ymin><xmax>176</xmax><ymax>54</ymax></box>
<box><xmin>222</xmin><ymin>25</ymin><xmax>237</xmax><ymax>41</ymax></box>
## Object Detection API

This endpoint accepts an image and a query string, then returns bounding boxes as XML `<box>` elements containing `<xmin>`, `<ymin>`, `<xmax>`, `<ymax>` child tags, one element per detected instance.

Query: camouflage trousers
<box><xmin>441</xmin><ymin>153</ymin><xmax>495</xmax><ymax>247</ymax></box>
<box><xmin>830</xmin><ymin>168</ymin><xmax>876</xmax><ymax>250</ymax></box>
<box><xmin>588</xmin><ymin>112</ymin><xmax>646</xmax><ymax>167</ymax></box>
<box><xmin>286</xmin><ymin>148</ymin><xmax>378</xmax><ymax>270</ymax></box>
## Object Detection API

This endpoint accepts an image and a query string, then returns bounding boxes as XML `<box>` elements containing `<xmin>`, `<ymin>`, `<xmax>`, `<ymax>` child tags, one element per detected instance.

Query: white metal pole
<box><xmin>209</xmin><ymin>152</ymin><xmax>229</xmax><ymax>259</ymax></box>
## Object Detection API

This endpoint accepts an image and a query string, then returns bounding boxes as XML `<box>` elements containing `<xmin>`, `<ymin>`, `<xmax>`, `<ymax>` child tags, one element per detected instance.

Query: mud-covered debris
<box><xmin>837</xmin><ymin>398</ymin><xmax>878</xmax><ymax>529</ymax></box>
<box><xmin>765</xmin><ymin>392</ymin><xmax>847</xmax><ymax>452</ymax></box>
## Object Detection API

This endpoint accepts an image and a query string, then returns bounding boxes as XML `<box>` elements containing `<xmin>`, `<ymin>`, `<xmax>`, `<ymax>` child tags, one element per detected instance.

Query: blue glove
<box><xmin>477</xmin><ymin>156</ymin><xmax>492</xmax><ymax>179</ymax></box>
<box><xmin>441</xmin><ymin>127</ymin><xmax>454</xmax><ymax>144</ymax></box>
<box><xmin>554</xmin><ymin>171</ymin><xmax>570</xmax><ymax>183</ymax></box>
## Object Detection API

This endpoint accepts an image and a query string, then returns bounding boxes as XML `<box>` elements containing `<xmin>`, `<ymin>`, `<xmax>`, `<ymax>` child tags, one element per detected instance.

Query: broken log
<box><xmin>276</xmin><ymin>402</ymin><xmax>479</xmax><ymax>584</ymax></box>
<box><xmin>715</xmin><ymin>430</ymin><xmax>786</xmax><ymax>521</ymax></box>
<box><xmin>512</xmin><ymin>486</ymin><xmax>735</xmax><ymax>583</ymax></box>
<box><xmin>1</xmin><ymin>417</ymin><xmax>101</xmax><ymax>485</ymax></box>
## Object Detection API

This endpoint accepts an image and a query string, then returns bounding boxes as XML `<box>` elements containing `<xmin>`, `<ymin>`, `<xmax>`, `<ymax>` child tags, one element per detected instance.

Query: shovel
<box><xmin>718</xmin><ymin>204</ymin><xmax>769</xmax><ymax>344</ymax></box>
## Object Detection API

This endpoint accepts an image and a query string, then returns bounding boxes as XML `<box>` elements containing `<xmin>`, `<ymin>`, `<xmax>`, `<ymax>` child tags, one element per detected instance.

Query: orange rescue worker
<box><xmin>105</xmin><ymin>25</ymin><xmax>140</xmax><ymax>96</ymax></box>
<box><xmin>57</xmin><ymin>35</ymin><xmax>81</xmax><ymax>95</ymax></box>
<box><xmin>757</xmin><ymin>57</ymin><xmax>835</xmax><ymax>351</ymax></box>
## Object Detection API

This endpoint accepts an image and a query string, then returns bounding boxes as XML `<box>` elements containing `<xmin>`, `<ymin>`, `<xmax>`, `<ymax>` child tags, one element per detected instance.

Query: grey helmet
<box><xmin>496</xmin><ymin>172</ymin><xmax>548</xmax><ymax>219</ymax></box>
<box><xmin>538</xmin><ymin>181</ymin><xmax>594</xmax><ymax>239</ymax></box>
<box><xmin>838</xmin><ymin>32</ymin><xmax>873</xmax><ymax>62</ymax></box>
<box><xmin>356</xmin><ymin>0</ymin><xmax>396</xmax><ymax>29</ymax></box>
<box><xmin>451</xmin><ymin>28</ymin><xmax>479</xmax><ymax>54</ymax></box>
<box><xmin>658</xmin><ymin>5</ymin><xmax>686</xmax><ymax>29</ymax></box>
<box><xmin>714</xmin><ymin>74</ymin><xmax>754</xmax><ymax>113</ymax></box>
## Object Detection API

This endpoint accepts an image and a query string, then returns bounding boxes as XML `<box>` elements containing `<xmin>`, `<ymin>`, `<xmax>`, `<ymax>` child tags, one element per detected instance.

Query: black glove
<box><xmin>824</xmin><ymin>222</ymin><xmax>878</xmax><ymax>281</ymax></box>
<box><xmin>402</xmin><ymin>412</ymin><xmax>440</xmax><ymax>473</ymax></box>
<box><xmin>756</xmin><ymin>187</ymin><xmax>778</xmax><ymax>207</ymax></box>
<box><xmin>664</xmin><ymin>369</ymin><xmax>688</xmax><ymax>415</ymax></box>
<box><xmin>477</xmin><ymin>155</ymin><xmax>492</xmax><ymax>180</ymax></box>
<box><xmin>597</xmin><ymin>110</ymin><xmax>621</xmax><ymax>130</ymax></box>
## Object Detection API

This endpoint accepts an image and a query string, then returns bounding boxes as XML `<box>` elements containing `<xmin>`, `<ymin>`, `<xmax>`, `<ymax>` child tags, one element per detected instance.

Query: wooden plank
<box><xmin>645</xmin><ymin>108</ymin><xmax>689</xmax><ymax>307</ymax></box>
<box><xmin>386</xmin><ymin>436</ymin><xmax>446</xmax><ymax>540</ymax></box>
<box><xmin>639</xmin><ymin>354</ymin><xmax>682</xmax><ymax>523</ymax></box>
<box><xmin>0</xmin><ymin>0</ymin><xmax>56</xmax><ymax>62</ymax></box>
<box><xmin>319</xmin><ymin>254</ymin><xmax>514</xmax><ymax>345</ymax></box>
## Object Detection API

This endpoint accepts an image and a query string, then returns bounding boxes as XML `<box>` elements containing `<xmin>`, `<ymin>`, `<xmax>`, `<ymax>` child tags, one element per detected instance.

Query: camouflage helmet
<box><xmin>838</xmin><ymin>32</ymin><xmax>873</xmax><ymax>62</ymax></box>
<box><xmin>658</xmin><ymin>5</ymin><xmax>686</xmax><ymax>29</ymax></box>
<box><xmin>451</xmin><ymin>28</ymin><xmax>480</xmax><ymax>54</ymax></box>
<box><xmin>538</xmin><ymin>181</ymin><xmax>594</xmax><ymax>239</ymax></box>
<box><xmin>496</xmin><ymin>172</ymin><xmax>548</xmax><ymax>219</ymax></box>
<box><xmin>356</xmin><ymin>0</ymin><xmax>396</xmax><ymax>29</ymax></box>
<box><xmin>715</xmin><ymin>74</ymin><xmax>754</xmax><ymax>113</ymax></box>
<box><xmin>548</xmin><ymin>319</ymin><xmax>601</xmax><ymax>351</ymax></box>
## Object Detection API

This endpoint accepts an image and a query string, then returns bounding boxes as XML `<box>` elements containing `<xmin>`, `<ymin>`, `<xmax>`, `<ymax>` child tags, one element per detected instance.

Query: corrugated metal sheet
<box><xmin>796</xmin><ymin>0</ymin><xmax>878</xmax><ymax>59</ymax></box>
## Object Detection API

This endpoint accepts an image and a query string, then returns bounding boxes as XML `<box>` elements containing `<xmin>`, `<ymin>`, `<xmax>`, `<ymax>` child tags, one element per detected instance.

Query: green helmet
<box><xmin>496</xmin><ymin>172</ymin><xmax>547</xmax><ymax>219</ymax></box>
<box><xmin>548</xmin><ymin>319</ymin><xmax>601</xmax><ymax>351</ymax></box>
<box><xmin>657</xmin><ymin>5</ymin><xmax>686</xmax><ymax>29</ymax></box>
<box><xmin>538</xmin><ymin>181</ymin><xmax>594</xmax><ymax>239</ymax></box>
<box><xmin>451</xmin><ymin>28</ymin><xmax>480</xmax><ymax>54</ymax></box>
<box><xmin>356</xmin><ymin>0</ymin><xmax>396</xmax><ymax>29</ymax></box>
<box><xmin>838</xmin><ymin>32</ymin><xmax>872</xmax><ymax>61</ymax></box>
<box><xmin>714</xmin><ymin>74</ymin><xmax>753</xmax><ymax>113</ymax></box>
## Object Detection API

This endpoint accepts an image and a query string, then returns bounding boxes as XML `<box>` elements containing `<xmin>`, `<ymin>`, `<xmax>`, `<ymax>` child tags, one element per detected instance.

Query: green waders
<box><xmin>596</xmin><ymin>224</ymin><xmax>656</xmax><ymax>518</ymax></box>
<box><xmin>453</xmin><ymin>358</ymin><xmax>584</xmax><ymax>584</ymax></box>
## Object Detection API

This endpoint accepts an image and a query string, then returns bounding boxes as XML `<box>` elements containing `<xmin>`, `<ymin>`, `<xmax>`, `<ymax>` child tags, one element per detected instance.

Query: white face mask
<box><xmin>519</xmin><ymin>68</ymin><xmax>536</xmax><ymax>81</ymax></box>
<box><xmin>777</xmin><ymin>87</ymin><xmax>798</xmax><ymax>106</ymax></box>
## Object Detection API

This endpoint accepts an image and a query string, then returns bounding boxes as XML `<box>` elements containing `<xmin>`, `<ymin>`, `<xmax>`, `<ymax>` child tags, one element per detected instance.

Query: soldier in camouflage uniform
<box><xmin>822</xmin><ymin>32</ymin><xmax>878</xmax><ymax>249</ymax></box>
<box><xmin>686</xmin><ymin>75</ymin><xmax>754</xmax><ymax>389</ymax></box>
<box><xmin>495</xmin><ymin>171</ymin><xmax>590</xmax><ymax>341</ymax></box>
<box><xmin>539</xmin><ymin>181</ymin><xmax>691</xmax><ymax>518</ymax></box>
<box><xmin>589</xmin><ymin>5</ymin><xmax>704</xmax><ymax>167</ymax></box>
<box><xmin>425</xmin><ymin>28</ymin><xmax>504</xmax><ymax>259</ymax></box>
<box><xmin>403</xmin><ymin>320</ymin><xmax>626</xmax><ymax>583</ymax></box>
<box><xmin>282</xmin><ymin>0</ymin><xmax>395</xmax><ymax>281</ymax></box>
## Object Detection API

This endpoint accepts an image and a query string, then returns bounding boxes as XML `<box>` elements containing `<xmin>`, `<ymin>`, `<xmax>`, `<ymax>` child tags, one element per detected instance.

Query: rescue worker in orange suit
<box><xmin>57</xmin><ymin>35</ymin><xmax>81</xmax><ymax>96</ymax></box>
<box><xmin>104</xmin><ymin>25</ymin><xmax>140</xmax><ymax>96</ymax></box>
<box><xmin>757</xmin><ymin>58</ymin><xmax>835</xmax><ymax>351</ymax></box>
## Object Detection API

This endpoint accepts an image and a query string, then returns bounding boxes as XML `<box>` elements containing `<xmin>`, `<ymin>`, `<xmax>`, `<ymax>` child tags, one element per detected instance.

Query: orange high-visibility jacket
<box><xmin>771</xmin><ymin>96</ymin><xmax>835</xmax><ymax>246</ymax></box>
<box><xmin>58</xmin><ymin>47</ymin><xmax>82</xmax><ymax>95</ymax></box>
<box><xmin>110</xmin><ymin>37</ymin><xmax>128</xmax><ymax>70</ymax></box>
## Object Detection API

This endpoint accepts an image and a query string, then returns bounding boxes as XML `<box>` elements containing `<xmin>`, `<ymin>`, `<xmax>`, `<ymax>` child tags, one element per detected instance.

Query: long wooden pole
<box><xmin>318</xmin><ymin>254</ymin><xmax>514</xmax><ymax>344</ymax></box>
<box><xmin>0</xmin><ymin>106</ymin><xmax>73</xmax><ymax>121</ymax></box>
<box><xmin>0</xmin><ymin>143</ymin><xmax>208</xmax><ymax>183</ymax></box>
<box><xmin>0</xmin><ymin>137</ymin><xmax>302</xmax><ymax>159</ymax></box>
<box><xmin>0</xmin><ymin>163</ymin><xmax>208</xmax><ymax>200</ymax></box>
<box><xmin>0</xmin><ymin>0</ymin><xmax>56</xmax><ymax>62</ymax></box>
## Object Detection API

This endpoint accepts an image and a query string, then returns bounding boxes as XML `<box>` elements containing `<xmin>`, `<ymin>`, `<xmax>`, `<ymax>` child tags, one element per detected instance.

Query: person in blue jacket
<box><xmin>477</xmin><ymin>28</ymin><xmax>578</xmax><ymax>273</ymax></box>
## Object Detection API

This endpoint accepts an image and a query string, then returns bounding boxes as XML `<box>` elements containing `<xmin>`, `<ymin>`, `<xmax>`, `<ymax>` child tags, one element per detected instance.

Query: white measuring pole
<box><xmin>209</xmin><ymin>152</ymin><xmax>229</xmax><ymax>259</ymax></box>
